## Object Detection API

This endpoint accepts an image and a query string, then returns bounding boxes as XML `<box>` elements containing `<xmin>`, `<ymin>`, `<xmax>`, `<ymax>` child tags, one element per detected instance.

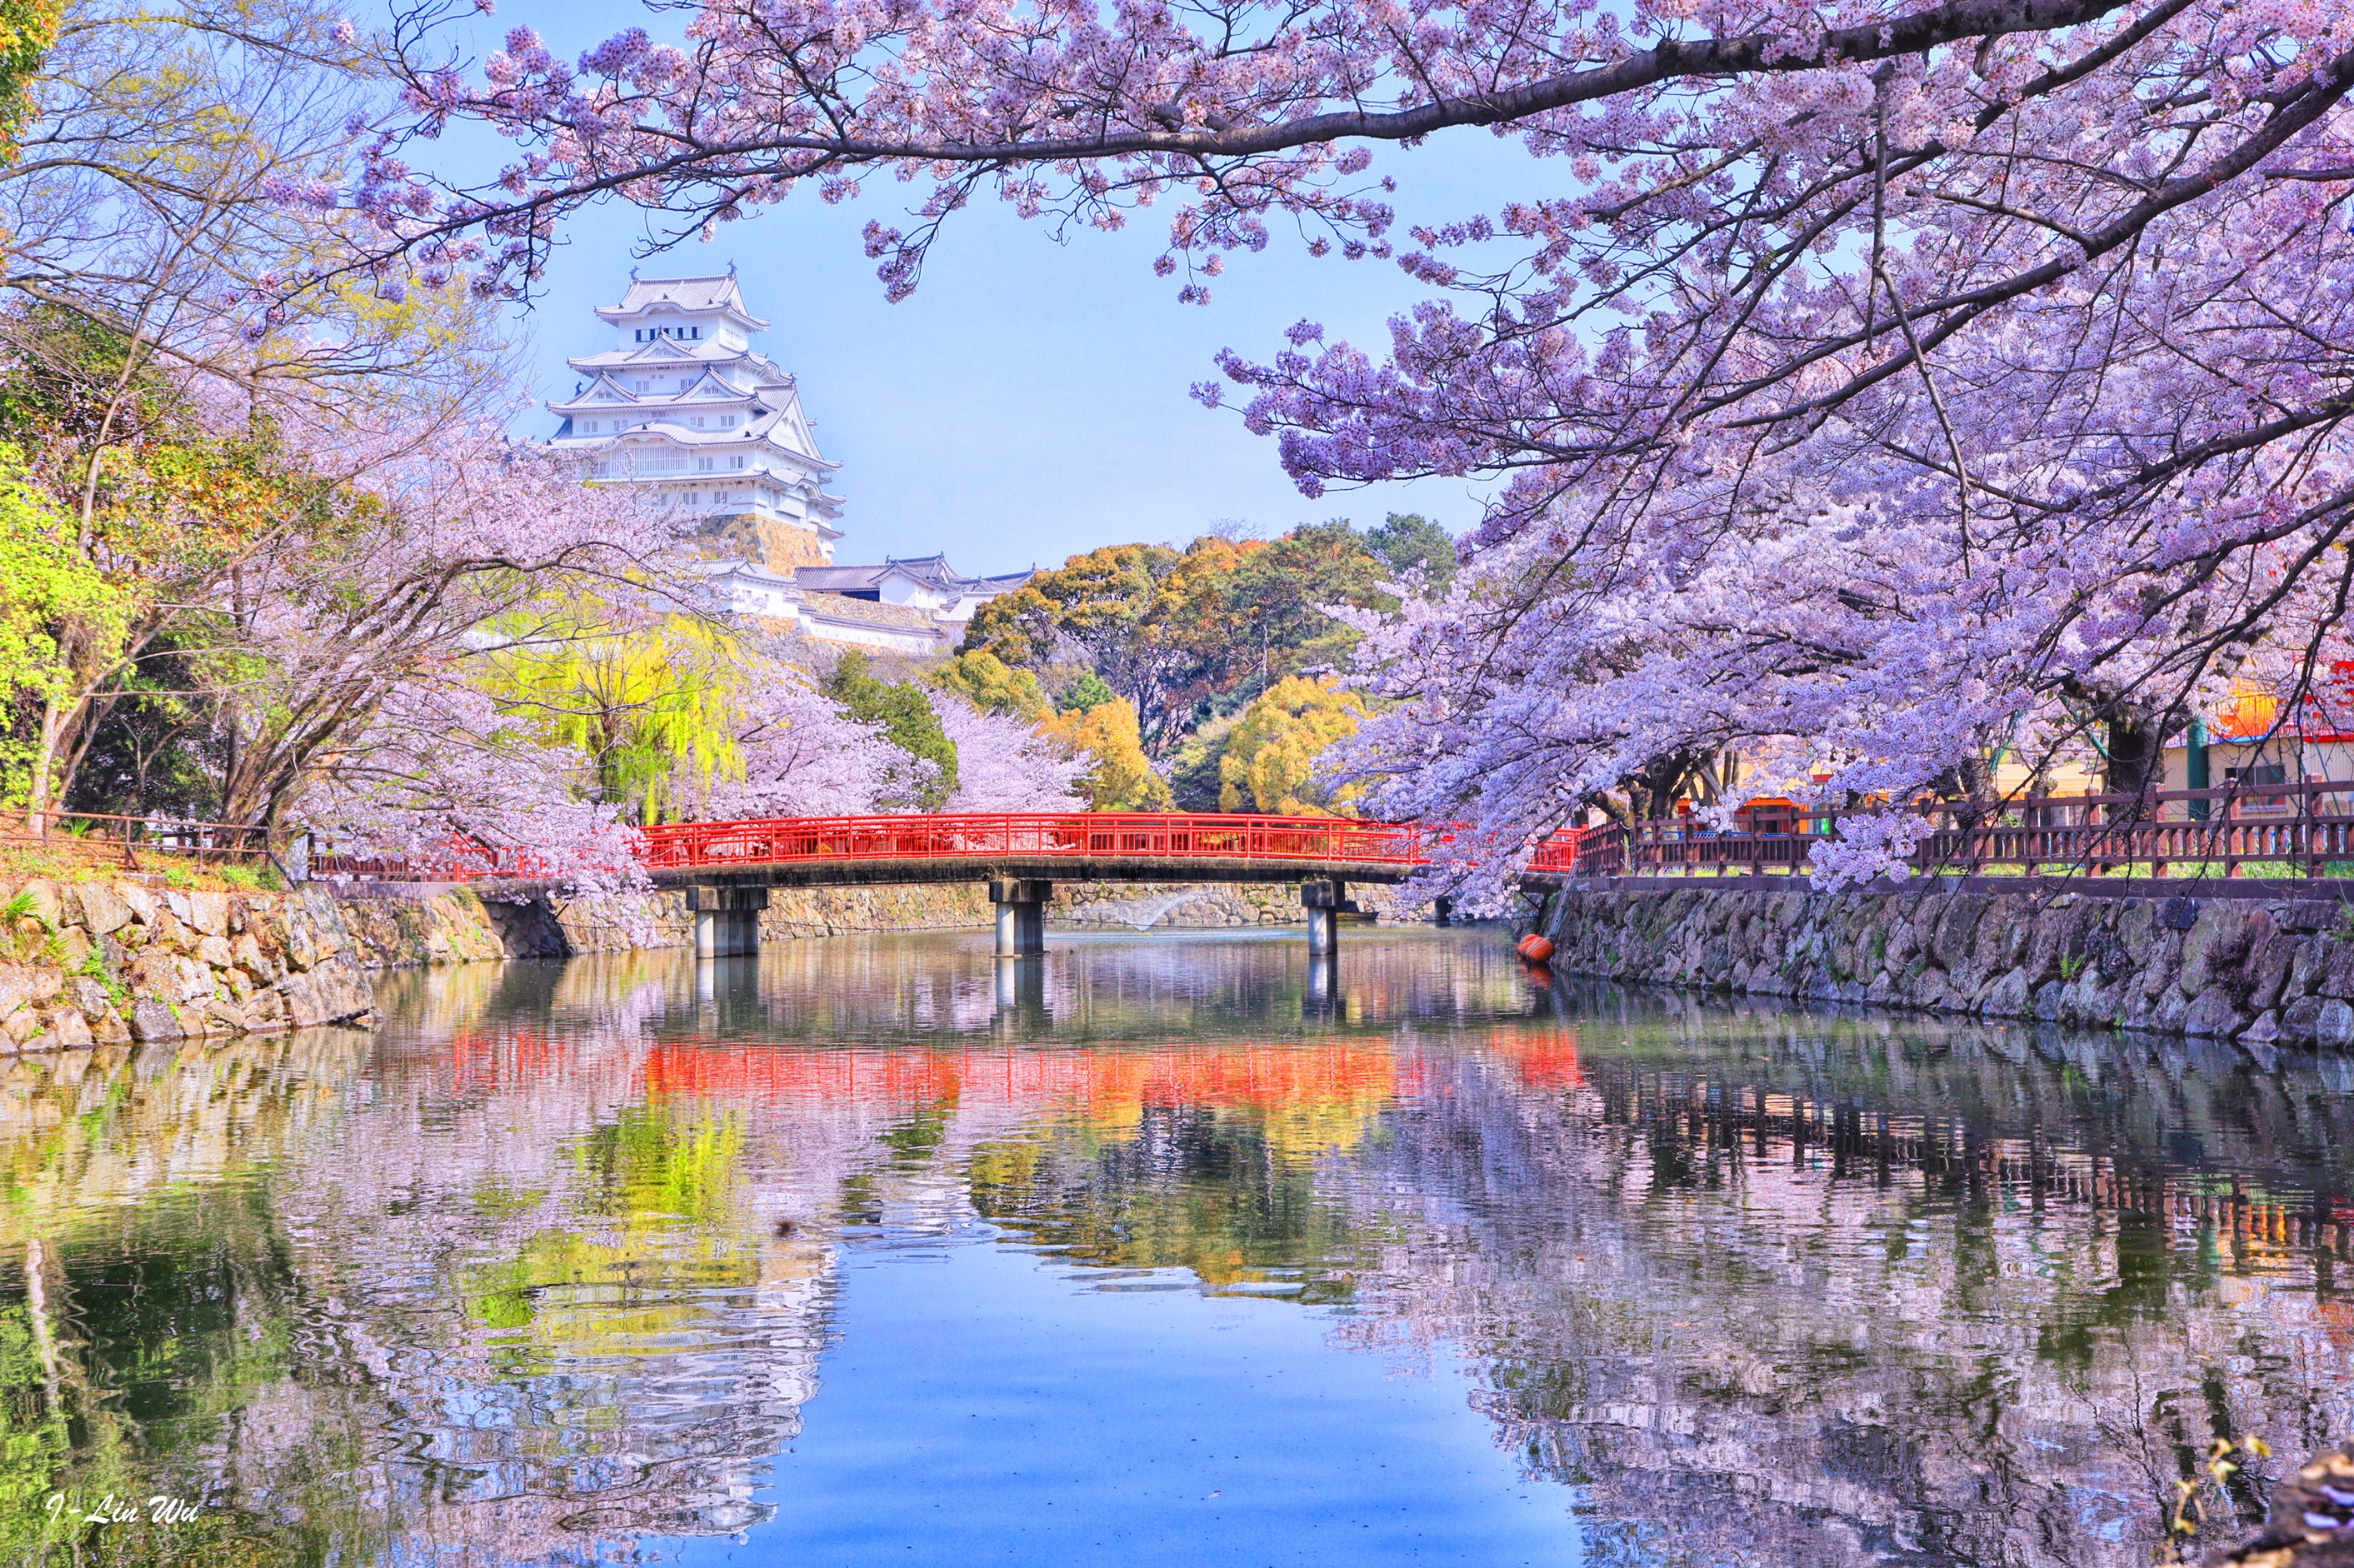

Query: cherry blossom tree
<box><xmin>294</xmin><ymin>680</ymin><xmax>647</xmax><ymax>889</ymax></box>
<box><xmin>930</xmin><ymin>692</ymin><xmax>1089</xmax><ymax>811</ymax></box>
<box><xmin>705</xmin><ymin>666</ymin><xmax>917</xmax><ymax>817</ymax></box>
<box><xmin>208</xmin><ymin>395</ymin><xmax>687</xmax><ymax>819</ymax></box>
<box><xmin>352</xmin><ymin>0</ymin><xmax>2354</xmax><ymax>886</ymax></box>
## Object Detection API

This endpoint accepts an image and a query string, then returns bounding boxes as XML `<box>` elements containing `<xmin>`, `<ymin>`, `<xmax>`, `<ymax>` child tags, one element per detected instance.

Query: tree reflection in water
<box><xmin>2</xmin><ymin>931</ymin><xmax>2352</xmax><ymax>1566</ymax></box>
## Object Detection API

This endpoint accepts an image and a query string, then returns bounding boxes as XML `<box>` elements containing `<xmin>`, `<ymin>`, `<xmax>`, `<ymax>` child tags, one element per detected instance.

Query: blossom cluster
<box><xmin>342</xmin><ymin>0</ymin><xmax>2354</xmax><ymax>894</ymax></box>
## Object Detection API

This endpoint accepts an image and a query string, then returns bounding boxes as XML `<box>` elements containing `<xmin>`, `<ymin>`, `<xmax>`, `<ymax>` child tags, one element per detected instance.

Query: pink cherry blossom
<box><xmin>705</xmin><ymin>668</ymin><xmax>915</xmax><ymax>818</ymax></box>
<box><xmin>930</xmin><ymin>692</ymin><xmax>1090</xmax><ymax>811</ymax></box>
<box><xmin>339</xmin><ymin>0</ymin><xmax>2354</xmax><ymax>894</ymax></box>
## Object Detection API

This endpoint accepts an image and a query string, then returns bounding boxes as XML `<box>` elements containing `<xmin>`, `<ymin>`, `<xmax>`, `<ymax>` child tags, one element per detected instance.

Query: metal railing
<box><xmin>1533</xmin><ymin>782</ymin><xmax>2354</xmax><ymax>880</ymax></box>
<box><xmin>308</xmin><ymin>837</ymin><xmax>556</xmax><ymax>884</ymax></box>
<box><xmin>1</xmin><ymin>810</ymin><xmax>281</xmax><ymax>870</ymax></box>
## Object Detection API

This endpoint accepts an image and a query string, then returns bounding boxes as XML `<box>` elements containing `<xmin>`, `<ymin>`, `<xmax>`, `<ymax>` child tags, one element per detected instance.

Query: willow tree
<box><xmin>485</xmin><ymin>602</ymin><xmax>747</xmax><ymax>824</ymax></box>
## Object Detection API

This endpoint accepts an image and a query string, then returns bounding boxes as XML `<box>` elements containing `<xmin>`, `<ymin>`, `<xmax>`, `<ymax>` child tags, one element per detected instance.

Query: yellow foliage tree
<box><xmin>1218</xmin><ymin>677</ymin><xmax>1366</xmax><ymax>816</ymax></box>
<box><xmin>929</xmin><ymin>648</ymin><xmax>1049</xmax><ymax>722</ymax></box>
<box><xmin>1040</xmin><ymin>696</ymin><xmax>1172</xmax><ymax>811</ymax></box>
<box><xmin>0</xmin><ymin>0</ymin><xmax>57</xmax><ymax>159</ymax></box>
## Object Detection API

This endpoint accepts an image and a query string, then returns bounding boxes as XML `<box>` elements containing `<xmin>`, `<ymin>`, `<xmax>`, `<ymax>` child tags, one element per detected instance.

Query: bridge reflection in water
<box><xmin>7</xmin><ymin>931</ymin><xmax>2354</xmax><ymax>1566</ymax></box>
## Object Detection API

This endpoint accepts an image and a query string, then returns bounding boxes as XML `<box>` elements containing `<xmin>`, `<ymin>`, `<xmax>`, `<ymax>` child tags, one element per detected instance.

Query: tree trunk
<box><xmin>22</xmin><ymin>698</ymin><xmax>67</xmax><ymax>826</ymax></box>
<box><xmin>2103</xmin><ymin>712</ymin><xmax>2166</xmax><ymax>817</ymax></box>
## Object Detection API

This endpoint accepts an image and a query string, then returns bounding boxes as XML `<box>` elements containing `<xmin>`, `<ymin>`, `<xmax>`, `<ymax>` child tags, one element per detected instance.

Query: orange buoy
<box><xmin>1514</xmin><ymin>932</ymin><xmax>1537</xmax><ymax>957</ymax></box>
<box><xmin>1519</xmin><ymin>934</ymin><xmax>1555</xmax><ymax>964</ymax></box>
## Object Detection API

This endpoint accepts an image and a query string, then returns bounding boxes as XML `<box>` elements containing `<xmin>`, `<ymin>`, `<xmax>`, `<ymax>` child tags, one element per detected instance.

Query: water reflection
<box><xmin>7</xmin><ymin>931</ymin><xmax>2354</xmax><ymax>1565</ymax></box>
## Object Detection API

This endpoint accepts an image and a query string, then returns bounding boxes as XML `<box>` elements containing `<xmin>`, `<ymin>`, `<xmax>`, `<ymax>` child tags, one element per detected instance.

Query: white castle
<box><xmin>547</xmin><ymin>269</ymin><xmax>844</xmax><ymax>562</ymax></box>
<box><xmin>550</xmin><ymin>272</ymin><xmax>1029</xmax><ymax>654</ymax></box>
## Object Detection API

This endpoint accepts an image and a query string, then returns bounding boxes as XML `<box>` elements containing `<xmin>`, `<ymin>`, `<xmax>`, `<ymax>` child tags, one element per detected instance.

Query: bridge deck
<box><xmin>648</xmin><ymin>855</ymin><xmax>1408</xmax><ymax>890</ymax></box>
<box><xmin>636</xmin><ymin>812</ymin><xmax>1431</xmax><ymax>887</ymax></box>
<box><xmin>311</xmin><ymin>811</ymin><xmax>1602</xmax><ymax>891</ymax></box>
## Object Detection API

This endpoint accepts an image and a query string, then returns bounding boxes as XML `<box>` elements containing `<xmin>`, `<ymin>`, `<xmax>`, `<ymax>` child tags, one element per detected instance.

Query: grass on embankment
<box><xmin>0</xmin><ymin>836</ymin><xmax>284</xmax><ymax>893</ymax></box>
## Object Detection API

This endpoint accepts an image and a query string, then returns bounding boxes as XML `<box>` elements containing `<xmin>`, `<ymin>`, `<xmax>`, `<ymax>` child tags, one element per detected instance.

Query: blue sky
<box><xmin>459</xmin><ymin>0</ymin><xmax>1535</xmax><ymax>575</ymax></box>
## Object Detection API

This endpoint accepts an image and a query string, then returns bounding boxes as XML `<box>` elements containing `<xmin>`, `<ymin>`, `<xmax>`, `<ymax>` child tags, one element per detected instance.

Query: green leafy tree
<box><xmin>1220</xmin><ymin>522</ymin><xmax>1395</xmax><ymax>690</ymax></box>
<box><xmin>1364</xmin><ymin>513</ymin><xmax>1455</xmax><ymax>587</ymax></box>
<box><xmin>962</xmin><ymin>526</ymin><xmax>1397</xmax><ymax>757</ymax></box>
<box><xmin>827</xmin><ymin>651</ymin><xmax>957</xmax><ymax>809</ymax></box>
<box><xmin>62</xmin><ymin>627</ymin><xmax>218</xmax><ymax>816</ymax></box>
<box><xmin>483</xmin><ymin>602</ymin><xmax>747</xmax><ymax>822</ymax></box>
<box><xmin>0</xmin><ymin>0</ymin><xmax>57</xmax><ymax>155</ymax></box>
<box><xmin>0</xmin><ymin>447</ymin><xmax>123</xmax><ymax>804</ymax></box>
<box><xmin>962</xmin><ymin>542</ymin><xmax>1177</xmax><ymax>672</ymax></box>
<box><xmin>0</xmin><ymin>0</ymin><xmax>505</xmax><ymax>823</ymax></box>
<box><xmin>1040</xmin><ymin>696</ymin><xmax>1171</xmax><ymax>811</ymax></box>
<box><xmin>962</xmin><ymin>542</ymin><xmax>1200</xmax><ymax>742</ymax></box>
<box><xmin>1057</xmin><ymin>672</ymin><xmax>1115</xmax><ymax>712</ymax></box>
<box><xmin>1163</xmin><ymin>712</ymin><xmax>1239</xmax><ymax>811</ymax></box>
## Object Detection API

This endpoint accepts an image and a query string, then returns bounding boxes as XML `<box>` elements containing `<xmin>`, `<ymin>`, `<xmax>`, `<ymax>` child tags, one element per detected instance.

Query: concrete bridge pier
<box><xmin>990</xmin><ymin>878</ymin><xmax>1052</xmax><ymax>957</ymax></box>
<box><xmin>688</xmin><ymin>886</ymin><xmax>768</xmax><ymax>957</ymax></box>
<box><xmin>1302</xmin><ymin>877</ymin><xmax>1346</xmax><ymax>956</ymax></box>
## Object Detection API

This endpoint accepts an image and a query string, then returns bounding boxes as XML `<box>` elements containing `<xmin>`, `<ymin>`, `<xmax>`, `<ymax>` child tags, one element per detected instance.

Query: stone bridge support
<box><xmin>990</xmin><ymin>878</ymin><xmax>1052</xmax><ymax>956</ymax></box>
<box><xmin>688</xmin><ymin>886</ymin><xmax>768</xmax><ymax>957</ymax></box>
<box><xmin>1302</xmin><ymin>877</ymin><xmax>1347</xmax><ymax>956</ymax></box>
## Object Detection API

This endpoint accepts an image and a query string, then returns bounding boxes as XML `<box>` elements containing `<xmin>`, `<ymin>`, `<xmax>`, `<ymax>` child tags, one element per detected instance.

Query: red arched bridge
<box><xmin>314</xmin><ymin>811</ymin><xmax>1594</xmax><ymax>958</ymax></box>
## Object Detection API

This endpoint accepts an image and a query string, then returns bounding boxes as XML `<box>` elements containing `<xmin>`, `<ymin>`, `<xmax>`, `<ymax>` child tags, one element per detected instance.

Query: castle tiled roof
<box><xmin>596</xmin><ymin>272</ymin><xmax>767</xmax><ymax>328</ymax></box>
<box><xmin>794</xmin><ymin>556</ymin><xmax>1032</xmax><ymax>596</ymax></box>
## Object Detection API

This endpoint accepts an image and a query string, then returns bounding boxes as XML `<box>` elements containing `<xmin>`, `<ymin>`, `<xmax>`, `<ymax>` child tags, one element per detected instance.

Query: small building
<box><xmin>688</xmin><ymin>557</ymin><xmax>1030</xmax><ymax>657</ymax></box>
<box><xmin>792</xmin><ymin>556</ymin><xmax>1032</xmax><ymax>625</ymax></box>
<box><xmin>2161</xmin><ymin>674</ymin><xmax>2354</xmax><ymax>813</ymax></box>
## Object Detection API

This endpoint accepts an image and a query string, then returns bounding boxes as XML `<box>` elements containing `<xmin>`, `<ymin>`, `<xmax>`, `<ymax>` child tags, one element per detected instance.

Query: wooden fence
<box><xmin>1552</xmin><ymin>781</ymin><xmax>2354</xmax><ymax>880</ymax></box>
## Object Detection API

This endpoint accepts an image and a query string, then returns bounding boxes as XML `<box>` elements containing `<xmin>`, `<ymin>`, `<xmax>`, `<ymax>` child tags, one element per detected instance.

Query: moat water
<box><xmin>8</xmin><ymin>926</ymin><xmax>2354</xmax><ymax>1566</ymax></box>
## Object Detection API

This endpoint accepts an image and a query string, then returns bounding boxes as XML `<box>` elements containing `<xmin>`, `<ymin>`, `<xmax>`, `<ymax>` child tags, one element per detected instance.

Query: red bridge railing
<box><xmin>312</xmin><ymin>812</ymin><xmax>1613</xmax><ymax>885</ymax></box>
<box><xmin>637</xmin><ymin>811</ymin><xmax>1440</xmax><ymax>873</ymax></box>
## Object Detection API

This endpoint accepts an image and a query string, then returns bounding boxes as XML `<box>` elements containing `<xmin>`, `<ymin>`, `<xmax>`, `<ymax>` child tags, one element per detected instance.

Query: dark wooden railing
<box><xmin>0</xmin><ymin>810</ymin><xmax>283</xmax><ymax>871</ymax></box>
<box><xmin>1543</xmin><ymin>781</ymin><xmax>2354</xmax><ymax>880</ymax></box>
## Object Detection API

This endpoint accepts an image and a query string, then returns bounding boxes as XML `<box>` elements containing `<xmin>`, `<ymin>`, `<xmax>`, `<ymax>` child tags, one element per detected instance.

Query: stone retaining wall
<box><xmin>552</xmin><ymin>884</ymin><xmax>995</xmax><ymax>954</ymax></box>
<box><xmin>1054</xmin><ymin>880</ymin><xmax>1402</xmax><ymax>929</ymax></box>
<box><xmin>1538</xmin><ymin>881</ymin><xmax>2354</xmax><ymax>1046</ymax></box>
<box><xmin>1</xmin><ymin>876</ymin><xmax>376</xmax><ymax>1051</ymax></box>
